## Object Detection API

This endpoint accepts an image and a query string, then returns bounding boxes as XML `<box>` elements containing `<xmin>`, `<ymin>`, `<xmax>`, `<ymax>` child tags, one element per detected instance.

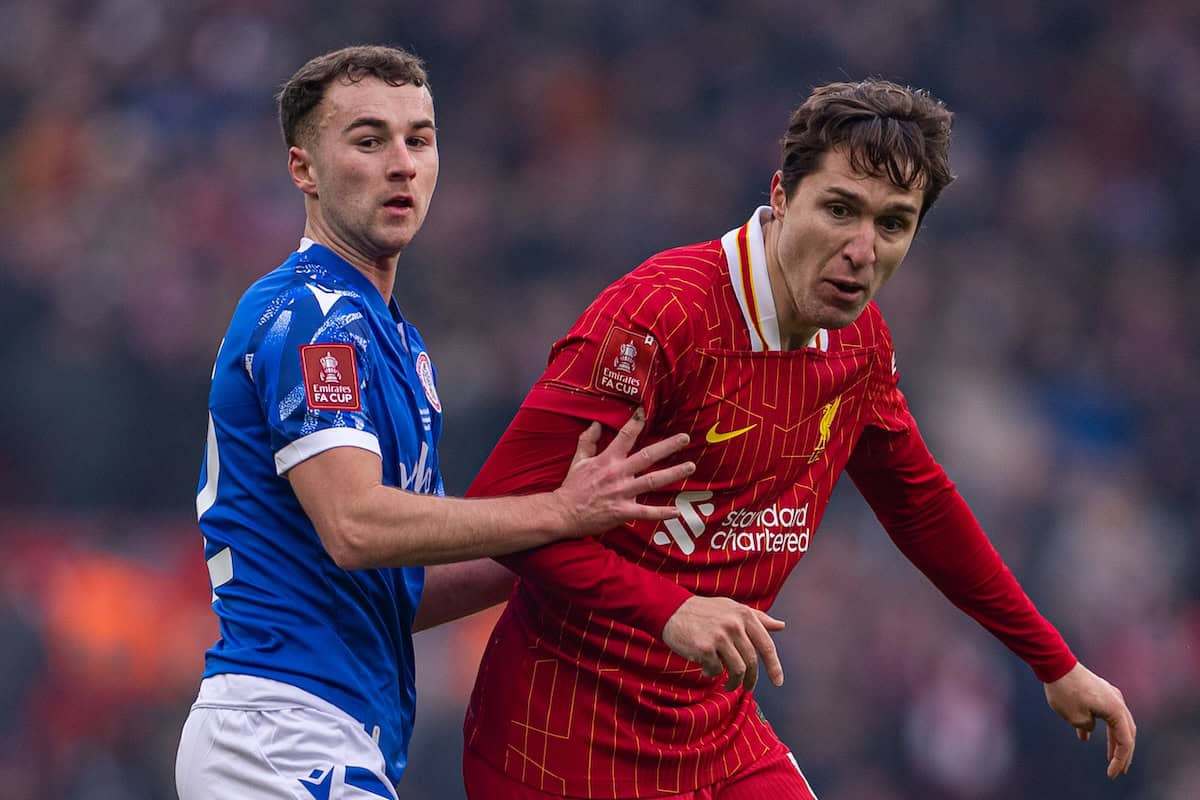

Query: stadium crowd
<box><xmin>0</xmin><ymin>1</ymin><xmax>1196</xmax><ymax>797</ymax></box>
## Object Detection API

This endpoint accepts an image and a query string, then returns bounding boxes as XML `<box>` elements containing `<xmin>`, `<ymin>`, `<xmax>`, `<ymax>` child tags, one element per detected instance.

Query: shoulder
<box><xmin>626</xmin><ymin>239</ymin><xmax>725</xmax><ymax>296</ymax></box>
<box><xmin>227</xmin><ymin>262</ymin><xmax>376</xmax><ymax>368</ymax></box>
<box><xmin>247</xmin><ymin>264</ymin><xmax>371</xmax><ymax>332</ymax></box>
<box><xmin>587</xmin><ymin>239</ymin><xmax>724</xmax><ymax>334</ymax></box>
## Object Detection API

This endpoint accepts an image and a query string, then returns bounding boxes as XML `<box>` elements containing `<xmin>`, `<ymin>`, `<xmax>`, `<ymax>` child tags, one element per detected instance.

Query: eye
<box><xmin>406</xmin><ymin>135</ymin><xmax>431</xmax><ymax>148</ymax></box>
<box><xmin>878</xmin><ymin>216</ymin><xmax>911</xmax><ymax>235</ymax></box>
<box><xmin>357</xmin><ymin>136</ymin><xmax>383</xmax><ymax>150</ymax></box>
<box><xmin>827</xmin><ymin>203</ymin><xmax>852</xmax><ymax>219</ymax></box>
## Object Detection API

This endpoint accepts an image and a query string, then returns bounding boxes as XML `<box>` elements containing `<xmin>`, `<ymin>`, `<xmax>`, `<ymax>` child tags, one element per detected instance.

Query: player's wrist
<box><xmin>532</xmin><ymin>489</ymin><xmax>581</xmax><ymax>543</ymax></box>
<box><xmin>1034</xmin><ymin>651</ymin><xmax>1079</xmax><ymax>684</ymax></box>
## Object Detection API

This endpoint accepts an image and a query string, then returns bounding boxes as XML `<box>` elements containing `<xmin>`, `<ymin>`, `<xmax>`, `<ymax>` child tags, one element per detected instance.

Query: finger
<box><xmin>1072</xmin><ymin>713</ymin><xmax>1097</xmax><ymax>734</ymax></box>
<box><xmin>1077</xmin><ymin>728</ymin><xmax>1089</xmax><ymax>742</ymax></box>
<box><xmin>633</xmin><ymin>506</ymin><xmax>687</xmax><ymax>523</ymax></box>
<box><xmin>748</xmin><ymin>615</ymin><xmax>785</xmax><ymax>687</ymax></box>
<box><xmin>1106</xmin><ymin>711</ymin><xmax>1136</xmax><ymax>779</ymax></box>
<box><xmin>757</xmin><ymin>612</ymin><xmax>786</xmax><ymax>632</ymax></box>
<box><xmin>1118</xmin><ymin>714</ymin><xmax>1136</xmax><ymax>776</ymax></box>
<box><xmin>572</xmin><ymin>422</ymin><xmax>602</xmax><ymax>467</ymax></box>
<box><xmin>629</xmin><ymin>433</ymin><xmax>691</xmax><ymax>472</ymax></box>
<box><xmin>632</xmin><ymin>462</ymin><xmax>696</xmax><ymax>495</ymax></box>
<box><xmin>729</xmin><ymin>628</ymin><xmax>760</xmax><ymax>692</ymax></box>
<box><xmin>697</xmin><ymin>648</ymin><xmax>724</xmax><ymax>679</ymax></box>
<box><xmin>716</xmin><ymin>641</ymin><xmax>746</xmax><ymax>692</ymax></box>
<box><xmin>1125</xmin><ymin>714</ymin><xmax>1137</xmax><ymax>774</ymax></box>
<box><xmin>604</xmin><ymin>407</ymin><xmax>647</xmax><ymax>459</ymax></box>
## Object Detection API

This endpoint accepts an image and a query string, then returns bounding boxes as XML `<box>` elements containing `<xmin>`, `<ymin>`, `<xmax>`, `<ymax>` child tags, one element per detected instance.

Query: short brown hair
<box><xmin>276</xmin><ymin>45</ymin><xmax>430</xmax><ymax>148</ymax></box>
<box><xmin>779</xmin><ymin>79</ymin><xmax>955</xmax><ymax>223</ymax></box>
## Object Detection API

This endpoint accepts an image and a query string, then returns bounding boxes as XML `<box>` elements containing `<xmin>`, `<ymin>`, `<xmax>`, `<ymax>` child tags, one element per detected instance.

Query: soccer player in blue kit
<box><xmin>174</xmin><ymin>45</ymin><xmax>694</xmax><ymax>799</ymax></box>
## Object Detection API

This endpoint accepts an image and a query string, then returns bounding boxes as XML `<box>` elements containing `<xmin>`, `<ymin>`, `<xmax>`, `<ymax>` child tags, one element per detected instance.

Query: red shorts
<box><xmin>462</xmin><ymin>742</ymin><xmax>819</xmax><ymax>800</ymax></box>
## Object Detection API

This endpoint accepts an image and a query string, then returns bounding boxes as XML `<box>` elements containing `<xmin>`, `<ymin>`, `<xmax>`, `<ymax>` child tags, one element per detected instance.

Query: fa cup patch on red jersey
<box><xmin>300</xmin><ymin>344</ymin><xmax>362</xmax><ymax>411</ymax></box>
<box><xmin>593</xmin><ymin>326</ymin><xmax>657</xmax><ymax>403</ymax></box>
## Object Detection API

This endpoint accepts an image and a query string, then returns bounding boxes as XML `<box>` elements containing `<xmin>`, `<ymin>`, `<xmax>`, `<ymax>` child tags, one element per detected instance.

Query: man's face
<box><xmin>292</xmin><ymin>77</ymin><xmax>438</xmax><ymax>263</ymax></box>
<box><xmin>766</xmin><ymin>146</ymin><xmax>923</xmax><ymax>345</ymax></box>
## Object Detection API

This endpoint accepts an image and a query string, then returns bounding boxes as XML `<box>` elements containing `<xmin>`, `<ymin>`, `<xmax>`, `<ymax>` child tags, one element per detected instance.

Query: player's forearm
<box><xmin>326</xmin><ymin>486</ymin><xmax>575</xmax><ymax>569</ymax></box>
<box><xmin>892</xmin><ymin>491</ymin><xmax>1076</xmax><ymax>681</ymax></box>
<box><xmin>498</xmin><ymin>539</ymin><xmax>693</xmax><ymax>637</ymax></box>
<box><xmin>414</xmin><ymin>559</ymin><xmax>515</xmax><ymax>632</ymax></box>
<box><xmin>473</xmin><ymin>406</ymin><xmax>695</xmax><ymax>636</ymax></box>
<box><xmin>849</xmin><ymin>425</ymin><xmax>1076</xmax><ymax>681</ymax></box>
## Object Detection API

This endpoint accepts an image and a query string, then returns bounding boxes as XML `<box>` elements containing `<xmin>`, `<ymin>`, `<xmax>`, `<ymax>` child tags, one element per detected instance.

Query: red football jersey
<box><xmin>464</xmin><ymin>209</ymin><xmax>1074</xmax><ymax>798</ymax></box>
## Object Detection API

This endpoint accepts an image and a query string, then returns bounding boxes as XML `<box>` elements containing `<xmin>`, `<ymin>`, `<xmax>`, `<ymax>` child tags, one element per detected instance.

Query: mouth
<box><xmin>383</xmin><ymin>195</ymin><xmax>414</xmax><ymax>215</ymax></box>
<box><xmin>824</xmin><ymin>278</ymin><xmax>866</xmax><ymax>303</ymax></box>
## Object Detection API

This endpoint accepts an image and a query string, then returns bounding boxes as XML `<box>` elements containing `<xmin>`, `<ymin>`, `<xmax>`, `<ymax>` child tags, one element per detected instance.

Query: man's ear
<box><xmin>288</xmin><ymin>146</ymin><xmax>318</xmax><ymax>196</ymax></box>
<box><xmin>768</xmin><ymin>170</ymin><xmax>787</xmax><ymax>219</ymax></box>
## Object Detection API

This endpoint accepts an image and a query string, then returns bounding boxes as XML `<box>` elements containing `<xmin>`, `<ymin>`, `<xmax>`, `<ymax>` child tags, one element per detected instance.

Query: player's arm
<box><xmin>847</xmin><ymin>421</ymin><xmax>1134</xmax><ymax>778</ymax></box>
<box><xmin>847</xmin><ymin>422</ymin><xmax>1075</xmax><ymax>677</ymax></box>
<box><xmin>413</xmin><ymin>558</ymin><xmax>515</xmax><ymax>632</ymax></box>
<box><xmin>288</xmin><ymin>408</ymin><xmax>694</xmax><ymax>568</ymax></box>
<box><xmin>471</xmin><ymin>405</ymin><xmax>785</xmax><ymax>691</ymax></box>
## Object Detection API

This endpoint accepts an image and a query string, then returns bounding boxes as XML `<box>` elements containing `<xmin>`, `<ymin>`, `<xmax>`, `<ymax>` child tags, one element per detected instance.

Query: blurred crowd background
<box><xmin>1</xmin><ymin>1</ymin><xmax>1197</xmax><ymax>798</ymax></box>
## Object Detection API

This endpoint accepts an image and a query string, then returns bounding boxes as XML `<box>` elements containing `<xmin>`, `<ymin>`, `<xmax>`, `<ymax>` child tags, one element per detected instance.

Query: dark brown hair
<box><xmin>276</xmin><ymin>45</ymin><xmax>430</xmax><ymax>148</ymax></box>
<box><xmin>780</xmin><ymin>79</ymin><xmax>955</xmax><ymax>223</ymax></box>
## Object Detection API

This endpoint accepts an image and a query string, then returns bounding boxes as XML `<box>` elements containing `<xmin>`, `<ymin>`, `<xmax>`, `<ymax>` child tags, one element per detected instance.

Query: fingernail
<box><xmin>634</xmin><ymin>407</ymin><xmax>645</xmax><ymax>421</ymax></box>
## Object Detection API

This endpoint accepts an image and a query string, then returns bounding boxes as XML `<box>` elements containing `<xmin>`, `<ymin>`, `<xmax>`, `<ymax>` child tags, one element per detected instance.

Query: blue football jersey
<box><xmin>195</xmin><ymin>239</ymin><xmax>443</xmax><ymax>783</ymax></box>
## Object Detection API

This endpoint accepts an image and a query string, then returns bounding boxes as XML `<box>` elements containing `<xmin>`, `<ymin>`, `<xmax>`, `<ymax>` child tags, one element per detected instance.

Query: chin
<box><xmin>820</xmin><ymin>307</ymin><xmax>868</xmax><ymax>330</ymax></box>
<box><xmin>375</xmin><ymin>232</ymin><xmax>416</xmax><ymax>255</ymax></box>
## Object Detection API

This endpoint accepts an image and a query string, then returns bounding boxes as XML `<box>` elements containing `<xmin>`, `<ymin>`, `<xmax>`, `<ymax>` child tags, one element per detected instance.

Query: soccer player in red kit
<box><xmin>452</xmin><ymin>80</ymin><xmax>1136</xmax><ymax>799</ymax></box>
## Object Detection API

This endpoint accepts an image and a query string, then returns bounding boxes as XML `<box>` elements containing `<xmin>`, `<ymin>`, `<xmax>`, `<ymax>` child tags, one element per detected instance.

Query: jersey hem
<box><xmin>191</xmin><ymin>672</ymin><xmax>353</xmax><ymax>715</ymax></box>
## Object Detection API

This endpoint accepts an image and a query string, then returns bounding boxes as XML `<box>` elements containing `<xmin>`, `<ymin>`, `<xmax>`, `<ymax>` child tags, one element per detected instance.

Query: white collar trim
<box><xmin>720</xmin><ymin>207</ymin><xmax>780</xmax><ymax>352</ymax></box>
<box><xmin>719</xmin><ymin>207</ymin><xmax>828</xmax><ymax>352</ymax></box>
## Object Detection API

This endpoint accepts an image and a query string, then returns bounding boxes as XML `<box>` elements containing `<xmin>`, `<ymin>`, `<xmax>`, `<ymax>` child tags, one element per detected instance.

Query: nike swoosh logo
<box><xmin>705</xmin><ymin>422</ymin><xmax>757</xmax><ymax>444</ymax></box>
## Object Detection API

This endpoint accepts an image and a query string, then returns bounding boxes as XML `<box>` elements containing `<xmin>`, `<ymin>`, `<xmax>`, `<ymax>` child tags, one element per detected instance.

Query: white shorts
<box><xmin>176</xmin><ymin>674</ymin><xmax>398</xmax><ymax>800</ymax></box>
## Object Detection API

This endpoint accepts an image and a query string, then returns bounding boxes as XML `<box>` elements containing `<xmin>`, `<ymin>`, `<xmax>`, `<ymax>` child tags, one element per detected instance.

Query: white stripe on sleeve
<box><xmin>274</xmin><ymin>428</ymin><xmax>381</xmax><ymax>475</ymax></box>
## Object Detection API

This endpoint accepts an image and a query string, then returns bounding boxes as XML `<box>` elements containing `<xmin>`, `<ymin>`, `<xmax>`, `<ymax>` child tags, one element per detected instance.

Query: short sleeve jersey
<box><xmin>196</xmin><ymin>239</ymin><xmax>444</xmax><ymax>783</ymax></box>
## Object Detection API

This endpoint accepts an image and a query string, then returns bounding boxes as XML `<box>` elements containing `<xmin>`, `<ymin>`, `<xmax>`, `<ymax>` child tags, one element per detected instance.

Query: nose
<box><xmin>843</xmin><ymin>222</ymin><xmax>876</xmax><ymax>269</ymax></box>
<box><xmin>387</xmin><ymin>141</ymin><xmax>417</xmax><ymax>180</ymax></box>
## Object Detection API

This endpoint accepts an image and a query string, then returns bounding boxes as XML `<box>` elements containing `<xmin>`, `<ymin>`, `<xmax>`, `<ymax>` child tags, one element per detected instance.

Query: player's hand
<box><xmin>1043</xmin><ymin>661</ymin><xmax>1136</xmax><ymax>779</ymax></box>
<box><xmin>553</xmin><ymin>407</ymin><xmax>694</xmax><ymax>536</ymax></box>
<box><xmin>662</xmin><ymin>596</ymin><xmax>785</xmax><ymax>692</ymax></box>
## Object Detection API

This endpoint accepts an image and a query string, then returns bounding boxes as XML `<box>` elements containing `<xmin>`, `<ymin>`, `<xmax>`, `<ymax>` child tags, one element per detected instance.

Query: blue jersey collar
<box><xmin>292</xmin><ymin>238</ymin><xmax>399</xmax><ymax>320</ymax></box>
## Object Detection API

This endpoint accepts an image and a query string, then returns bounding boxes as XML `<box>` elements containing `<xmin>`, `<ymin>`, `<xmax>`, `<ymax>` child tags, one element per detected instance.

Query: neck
<box><xmin>303</xmin><ymin>219</ymin><xmax>399</xmax><ymax>301</ymax></box>
<box><xmin>780</xmin><ymin>327</ymin><xmax>819</xmax><ymax>351</ymax></box>
<box><xmin>760</xmin><ymin>215</ymin><xmax>818</xmax><ymax>351</ymax></box>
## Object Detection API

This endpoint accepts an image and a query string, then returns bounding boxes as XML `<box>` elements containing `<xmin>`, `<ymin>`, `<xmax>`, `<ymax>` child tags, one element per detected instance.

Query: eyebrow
<box><xmin>824</xmin><ymin>186</ymin><xmax>919</xmax><ymax>217</ymax></box>
<box><xmin>342</xmin><ymin>116</ymin><xmax>437</xmax><ymax>135</ymax></box>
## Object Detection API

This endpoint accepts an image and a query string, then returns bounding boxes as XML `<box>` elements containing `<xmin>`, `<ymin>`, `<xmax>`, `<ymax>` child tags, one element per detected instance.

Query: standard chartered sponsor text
<box><xmin>721</xmin><ymin>504</ymin><xmax>808</xmax><ymax>530</ymax></box>
<box><xmin>656</xmin><ymin>493</ymin><xmax>813</xmax><ymax>554</ymax></box>
<box><xmin>711</xmin><ymin>503</ymin><xmax>811</xmax><ymax>553</ymax></box>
